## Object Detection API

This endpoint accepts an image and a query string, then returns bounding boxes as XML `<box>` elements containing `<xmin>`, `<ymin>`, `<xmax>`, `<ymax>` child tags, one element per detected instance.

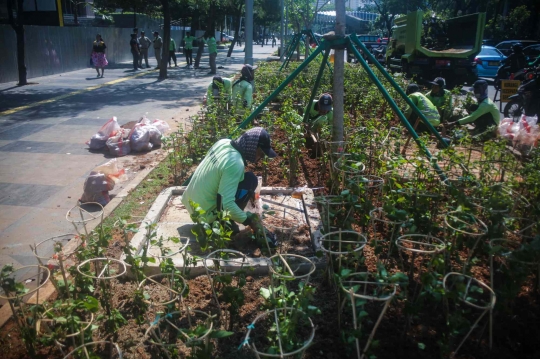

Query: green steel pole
<box><xmin>303</xmin><ymin>47</ymin><xmax>330</xmax><ymax>124</ymax></box>
<box><xmin>349</xmin><ymin>34</ymin><xmax>449</xmax><ymax>148</ymax></box>
<box><xmin>232</xmin><ymin>43</ymin><xmax>326</xmax><ymax>136</ymax></box>
<box><xmin>308</xmin><ymin>29</ymin><xmax>332</xmax><ymax>74</ymax></box>
<box><xmin>346</xmin><ymin>38</ymin><xmax>447</xmax><ymax>181</ymax></box>
<box><xmin>280</xmin><ymin>33</ymin><xmax>299</xmax><ymax>71</ymax></box>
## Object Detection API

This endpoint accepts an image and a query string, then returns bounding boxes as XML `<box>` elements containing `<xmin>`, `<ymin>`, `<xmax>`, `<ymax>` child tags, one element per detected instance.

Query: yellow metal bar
<box><xmin>56</xmin><ymin>0</ymin><xmax>64</xmax><ymax>27</ymax></box>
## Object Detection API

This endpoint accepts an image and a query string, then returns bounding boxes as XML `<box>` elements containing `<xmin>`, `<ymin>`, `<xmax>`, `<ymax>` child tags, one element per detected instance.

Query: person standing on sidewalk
<box><xmin>205</xmin><ymin>32</ymin><xmax>218</xmax><ymax>75</ymax></box>
<box><xmin>272</xmin><ymin>35</ymin><xmax>276</xmax><ymax>47</ymax></box>
<box><xmin>153</xmin><ymin>31</ymin><xmax>163</xmax><ymax>69</ymax></box>
<box><xmin>183</xmin><ymin>32</ymin><xmax>195</xmax><ymax>68</ymax></box>
<box><xmin>91</xmin><ymin>34</ymin><xmax>108</xmax><ymax>78</ymax></box>
<box><xmin>168</xmin><ymin>37</ymin><xmax>178</xmax><ymax>67</ymax></box>
<box><xmin>138</xmin><ymin>31</ymin><xmax>151</xmax><ymax>68</ymax></box>
<box><xmin>130</xmin><ymin>34</ymin><xmax>140</xmax><ymax>71</ymax></box>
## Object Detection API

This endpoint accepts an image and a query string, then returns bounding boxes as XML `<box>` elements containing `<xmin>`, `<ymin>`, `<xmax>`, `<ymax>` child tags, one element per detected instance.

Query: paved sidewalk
<box><xmin>0</xmin><ymin>46</ymin><xmax>275</xmax><ymax>271</ymax></box>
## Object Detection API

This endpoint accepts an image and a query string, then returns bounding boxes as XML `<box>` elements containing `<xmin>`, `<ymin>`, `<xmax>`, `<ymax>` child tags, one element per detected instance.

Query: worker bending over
<box><xmin>448</xmin><ymin>80</ymin><xmax>500</xmax><ymax>135</ymax></box>
<box><xmin>404</xmin><ymin>83</ymin><xmax>440</xmax><ymax>132</ymax></box>
<box><xmin>182</xmin><ymin>127</ymin><xmax>277</xmax><ymax>235</ymax></box>
<box><xmin>304</xmin><ymin>93</ymin><xmax>333</xmax><ymax>131</ymax></box>
<box><xmin>426</xmin><ymin>77</ymin><xmax>453</xmax><ymax>124</ymax></box>
<box><xmin>205</xmin><ymin>76</ymin><xmax>232</xmax><ymax>105</ymax></box>
<box><xmin>232</xmin><ymin>64</ymin><xmax>255</xmax><ymax>114</ymax></box>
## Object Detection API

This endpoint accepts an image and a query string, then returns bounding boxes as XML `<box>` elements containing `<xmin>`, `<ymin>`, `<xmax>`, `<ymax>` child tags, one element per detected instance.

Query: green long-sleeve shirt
<box><xmin>169</xmin><ymin>38</ymin><xmax>176</xmax><ymax>51</ymax></box>
<box><xmin>232</xmin><ymin>80</ymin><xmax>253</xmax><ymax>112</ymax></box>
<box><xmin>404</xmin><ymin>92</ymin><xmax>441</xmax><ymax>127</ymax></box>
<box><xmin>184</xmin><ymin>36</ymin><xmax>196</xmax><ymax>50</ymax></box>
<box><xmin>181</xmin><ymin>139</ymin><xmax>247</xmax><ymax>223</ymax></box>
<box><xmin>305</xmin><ymin>100</ymin><xmax>333</xmax><ymax>130</ymax></box>
<box><xmin>426</xmin><ymin>89</ymin><xmax>453</xmax><ymax>122</ymax></box>
<box><xmin>458</xmin><ymin>98</ymin><xmax>500</xmax><ymax>125</ymax></box>
<box><xmin>207</xmin><ymin>78</ymin><xmax>232</xmax><ymax>105</ymax></box>
<box><xmin>204</xmin><ymin>37</ymin><xmax>217</xmax><ymax>54</ymax></box>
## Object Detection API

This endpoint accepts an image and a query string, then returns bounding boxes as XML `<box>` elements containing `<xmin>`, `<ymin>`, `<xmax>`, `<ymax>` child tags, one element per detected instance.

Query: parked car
<box><xmin>523</xmin><ymin>44</ymin><xmax>540</xmax><ymax>62</ymax></box>
<box><xmin>496</xmin><ymin>40</ymin><xmax>540</xmax><ymax>56</ymax></box>
<box><xmin>475</xmin><ymin>46</ymin><xmax>506</xmax><ymax>78</ymax></box>
<box><xmin>221</xmin><ymin>34</ymin><xmax>234</xmax><ymax>42</ymax></box>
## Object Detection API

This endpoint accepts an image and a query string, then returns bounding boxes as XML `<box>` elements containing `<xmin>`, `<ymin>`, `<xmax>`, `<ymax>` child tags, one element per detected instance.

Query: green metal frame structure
<box><xmin>231</xmin><ymin>33</ymin><xmax>455</xmax><ymax>180</ymax></box>
<box><xmin>279</xmin><ymin>29</ymin><xmax>332</xmax><ymax>74</ymax></box>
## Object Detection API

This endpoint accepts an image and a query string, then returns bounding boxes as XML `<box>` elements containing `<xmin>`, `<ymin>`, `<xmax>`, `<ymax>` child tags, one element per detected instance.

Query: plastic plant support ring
<box><xmin>76</xmin><ymin>258</ymin><xmax>126</xmax><ymax>280</ymax></box>
<box><xmin>243</xmin><ymin>307</ymin><xmax>315</xmax><ymax>358</ymax></box>
<box><xmin>351</xmin><ymin>175</ymin><xmax>384</xmax><ymax>189</ymax></box>
<box><xmin>65</xmin><ymin>202</ymin><xmax>104</xmax><ymax>225</ymax></box>
<box><xmin>396</xmin><ymin>234</ymin><xmax>445</xmax><ymax>255</ymax></box>
<box><xmin>203</xmin><ymin>249</ymin><xmax>249</xmax><ymax>275</ymax></box>
<box><xmin>268</xmin><ymin>254</ymin><xmax>316</xmax><ymax>281</ymax></box>
<box><xmin>319</xmin><ymin>230</ymin><xmax>367</xmax><ymax>255</ymax></box>
<box><xmin>33</xmin><ymin>234</ymin><xmax>79</xmax><ymax>261</ymax></box>
<box><xmin>444</xmin><ymin>211</ymin><xmax>488</xmax><ymax>237</ymax></box>
<box><xmin>502</xmin><ymin>217</ymin><xmax>538</xmax><ymax>241</ymax></box>
<box><xmin>333</xmin><ymin>158</ymin><xmax>366</xmax><ymax>175</ymax></box>
<box><xmin>62</xmin><ymin>341</ymin><xmax>122</xmax><ymax>359</ymax></box>
<box><xmin>443</xmin><ymin>272</ymin><xmax>496</xmax><ymax>311</ymax></box>
<box><xmin>137</xmin><ymin>272</ymin><xmax>188</xmax><ymax>306</ymax></box>
<box><xmin>38</xmin><ymin>308</ymin><xmax>94</xmax><ymax>339</ymax></box>
<box><xmin>0</xmin><ymin>265</ymin><xmax>51</xmax><ymax>300</ymax></box>
<box><xmin>339</xmin><ymin>272</ymin><xmax>397</xmax><ymax>302</ymax></box>
<box><xmin>145</xmin><ymin>310</ymin><xmax>213</xmax><ymax>346</ymax></box>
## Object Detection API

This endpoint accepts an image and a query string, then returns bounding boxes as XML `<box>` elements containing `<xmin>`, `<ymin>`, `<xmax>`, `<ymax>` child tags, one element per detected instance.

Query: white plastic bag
<box><xmin>138</xmin><ymin>116</ymin><xmax>170</xmax><ymax>134</ymax></box>
<box><xmin>498</xmin><ymin>118</ymin><xmax>515</xmax><ymax>140</ymax></box>
<box><xmin>129</xmin><ymin>124</ymin><xmax>153</xmax><ymax>152</ymax></box>
<box><xmin>129</xmin><ymin>123</ymin><xmax>162</xmax><ymax>152</ymax></box>
<box><xmin>106</xmin><ymin>128</ymin><xmax>131</xmax><ymax>157</ymax></box>
<box><xmin>86</xmin><ymin>117</ymin><xmax>121</xmax><ymax>150</ymax></box>
<box><xmin>151</xmin><ymin>119</ymin><xmax>170</xmax><ymax>133</ymax></box>
<box><xmin>93</xmin><ymin>159</ymin><xmax>127</xmax><ymax>183</ymax></box>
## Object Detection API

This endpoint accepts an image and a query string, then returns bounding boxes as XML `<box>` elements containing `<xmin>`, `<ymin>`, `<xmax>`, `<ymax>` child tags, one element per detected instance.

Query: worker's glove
<box><xmin>243</xmin><ymin>212</ymin><xmax>265</xmax><ymax>236</ymax></box>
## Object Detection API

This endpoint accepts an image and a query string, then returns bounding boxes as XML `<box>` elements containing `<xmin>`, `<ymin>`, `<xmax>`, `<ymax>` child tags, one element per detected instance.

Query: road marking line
<box><xmin>0</xmin><ymin>63</ymin><xmax>187</xmax><ymax>117</ymax></box>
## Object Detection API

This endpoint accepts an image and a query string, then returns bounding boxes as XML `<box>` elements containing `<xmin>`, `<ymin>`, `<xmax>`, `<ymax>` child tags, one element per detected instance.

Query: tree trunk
<box><xmin>159</xmin><ymin>0</ymin><xmax>171</xmax><ymax>80</ymax></box>
<box><xmin>15</xmin><ymin>27</ymin><xmax>27</xmax><ymax>85</ymax></box>
<box><xmin>332</xmin><ymin>0</ymin><xmax>345</xmax><ymax>143</ymax></box>
<box><xmin>227</xmin><ymin>14</ymin><xmax>240</xmax><ymax>57</ymax></box>
<box><xmin>8</xmin><ymin>0</ymin><xmax>28</xmax><ymax>86</ymax></box>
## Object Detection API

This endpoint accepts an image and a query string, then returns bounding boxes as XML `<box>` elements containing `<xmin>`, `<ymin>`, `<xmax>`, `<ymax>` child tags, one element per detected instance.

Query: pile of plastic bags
<box><xmin>86</xmin><ymin>116</ymin><xmax>170</xmax><ymax>157</ymax></box>
<box><xmin>80</xmin><ymin>159</ymin><xmax>127</xmax><ymax>206</ymax></box>
<box><xmin>498</xmin><ymin>115</ymin><xmax>539</xmax><ymax>150</ymax></box>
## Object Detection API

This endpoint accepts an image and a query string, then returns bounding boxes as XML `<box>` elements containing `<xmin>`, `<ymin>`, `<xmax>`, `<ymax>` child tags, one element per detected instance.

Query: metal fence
<box><xmin>0</xmin><ymin>25</ymin><xmax>186</xmax><ymax>83</ymax></box>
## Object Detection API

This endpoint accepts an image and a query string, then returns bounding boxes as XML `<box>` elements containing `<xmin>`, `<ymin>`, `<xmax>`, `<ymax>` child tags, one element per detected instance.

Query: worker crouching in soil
<box><xmin>182</xmin><ymin>127</ymin><xmax>277</xmax><ymax>244</ymax></box>
<box><xmin>404</xmin><ymin>83</ymin><xmax>441</xmax><ymax>133</ymax></box>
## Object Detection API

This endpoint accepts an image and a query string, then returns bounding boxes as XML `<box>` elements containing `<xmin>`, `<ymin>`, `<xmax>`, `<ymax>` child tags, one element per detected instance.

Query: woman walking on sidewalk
<box><xmin>91</xmin><ymin>34</ymin><xmax>108</xmax><ymax>78</ymax></box>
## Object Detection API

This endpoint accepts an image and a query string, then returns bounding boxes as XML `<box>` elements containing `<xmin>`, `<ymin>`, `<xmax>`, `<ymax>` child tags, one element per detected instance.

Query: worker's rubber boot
<box><xmin>265</xmin><ymin>231</ymin><xmax>279</xmax><ymax>248</ymax></box>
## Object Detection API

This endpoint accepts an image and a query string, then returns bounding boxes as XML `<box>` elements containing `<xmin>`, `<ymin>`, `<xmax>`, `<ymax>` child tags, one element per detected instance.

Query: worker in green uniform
<box><xmin>181</xmin><ymin>127</ymin><xmax>277</xmax><ymax>241</ymax></box>
<box><xmin>183</xmin><ymin>32</ymin><xmax>196</xmax><ymax>68</ymax></box>
<box><xmin>205</xmin><ymin>76</ymin><xmax>232</xmax><ymax>105</ymax></box>
<box><xmin>426</xmin><ymin>77</ymin><xmax>453</xmax><ymax>124</ymax></box>
<box><xmin>168</xmin><ymin>37</ymin><xmax>178</xmax><ymax>67</ymax></box>
<box><xmin>303</xmin><ymin>93</ymin><xmax>333</xmax><ymax>131</ymax></box>
<box><xmin>447</xmin><ymin>80</ymin><xmax>500</xmax><ymax>134</ymax></box>
<box><xmin>232</xmin><ymin>64</ymin><xmax>255</xmax><ymax>114</ymax></box>
<box><xmin>404</xmin><ymin>83</ymin><xmax>440</xmax><ymax>132</ymax></box>
<box><xmin>204</xmin><ymin>32</ymin><xmax>218</xmax><ymax>75</ymax></box>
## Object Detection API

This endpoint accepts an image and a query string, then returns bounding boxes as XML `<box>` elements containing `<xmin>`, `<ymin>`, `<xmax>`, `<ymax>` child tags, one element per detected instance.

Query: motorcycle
<box><xmin>503</xmin><ymin>69</ymin><xmax>540</xmax><ymax>119</ymax></box>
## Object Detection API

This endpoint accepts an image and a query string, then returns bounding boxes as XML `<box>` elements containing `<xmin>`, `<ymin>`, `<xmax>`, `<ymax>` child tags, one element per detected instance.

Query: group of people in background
<box><xmin>90</xmin><ymin>28</ymin><xmax>221</xmax><ymax>74</ymax></box>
